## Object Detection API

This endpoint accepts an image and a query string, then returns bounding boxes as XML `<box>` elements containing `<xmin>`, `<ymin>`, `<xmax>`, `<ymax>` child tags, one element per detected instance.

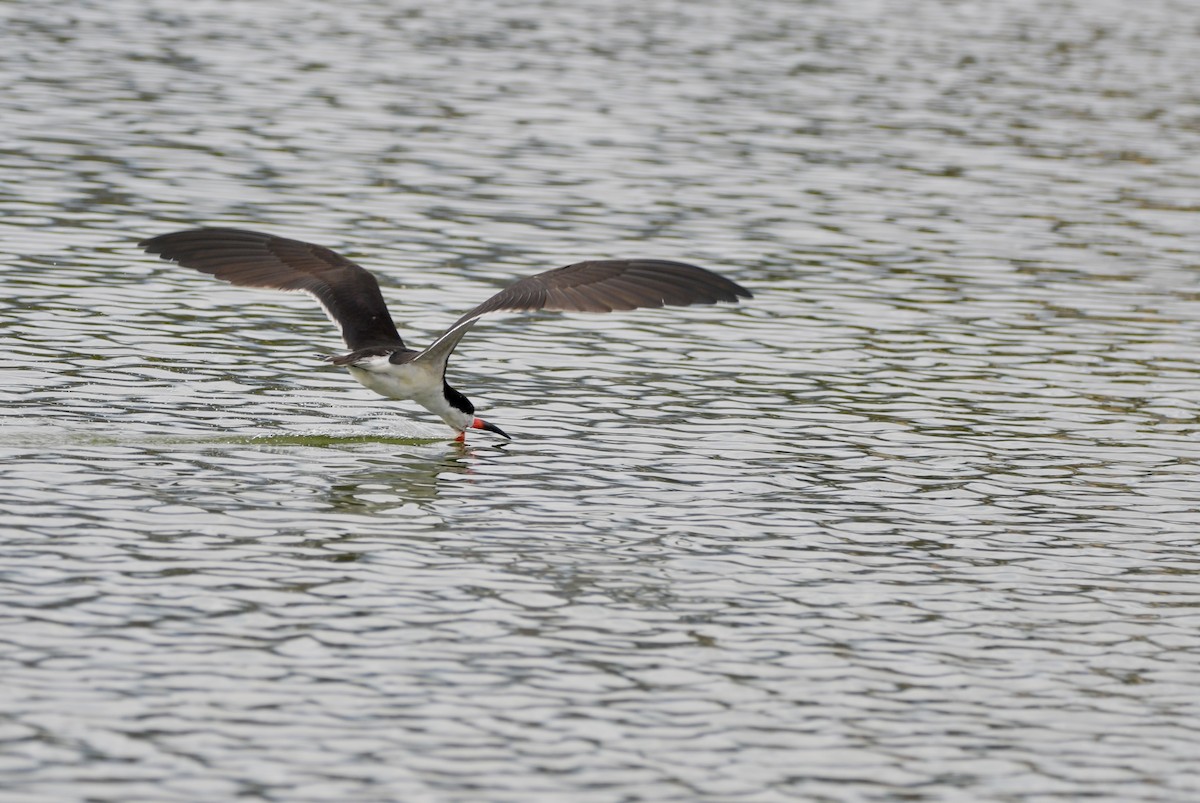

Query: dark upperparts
<box><xmin>326</xmin><ymin>346</ymin><xmax>417</xmax><ymax>367</ymax></box>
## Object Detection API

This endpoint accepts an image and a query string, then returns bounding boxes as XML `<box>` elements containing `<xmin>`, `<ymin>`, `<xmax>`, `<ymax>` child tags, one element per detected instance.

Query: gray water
<box><xmin>3</xmin><ymin>0</ymin><xmax>1200</xmax><ymax>800</ymax></box>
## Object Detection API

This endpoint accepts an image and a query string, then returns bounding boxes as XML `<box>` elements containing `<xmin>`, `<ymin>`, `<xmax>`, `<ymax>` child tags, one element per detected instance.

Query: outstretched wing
<box><xmin>415</xmin><ymin>258</ymin><xmax>752</xmax><ymax>370</ymax></box>
<box><xmin>139</xmin><ymin>228</ymin><xmax>405</xmax><ymax>350</ymax></box>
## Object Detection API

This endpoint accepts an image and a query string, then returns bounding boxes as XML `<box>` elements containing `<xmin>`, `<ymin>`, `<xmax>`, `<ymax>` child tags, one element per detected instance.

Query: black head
<box><xmin>443</xmin><ymin>381</ymin><xmax>510</xmax><ymax>440</ymax></box>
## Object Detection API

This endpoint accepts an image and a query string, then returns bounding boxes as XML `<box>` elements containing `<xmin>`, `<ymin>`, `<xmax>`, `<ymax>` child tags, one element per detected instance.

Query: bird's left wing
<box><xmin>414</xmin><ymin>258</ymin><xmax>751</xmax><ymax>371</ymax></box>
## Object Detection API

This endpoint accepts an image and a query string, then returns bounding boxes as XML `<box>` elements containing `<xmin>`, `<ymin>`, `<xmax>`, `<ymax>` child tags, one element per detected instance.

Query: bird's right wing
<box><xmin>414</xmin><ymin>258</ymin><xmax>751</xmax><ymax>372</ymax></box>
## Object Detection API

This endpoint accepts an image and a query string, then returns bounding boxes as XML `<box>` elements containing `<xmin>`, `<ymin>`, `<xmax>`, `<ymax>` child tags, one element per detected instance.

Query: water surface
<box><xmin>2</xmin><ymin>0</ymin><xmax>1200</xmax><ymax>800</ymax></box>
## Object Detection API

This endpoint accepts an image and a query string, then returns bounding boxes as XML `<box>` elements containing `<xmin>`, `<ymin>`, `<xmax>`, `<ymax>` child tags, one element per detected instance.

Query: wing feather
<box><xmin>141</xmin><ymin>232</ymin><xmax>752</xmax><ymax>374</ymax></box>
<box><xmin>140</xmin><ymin>228</ymin><xmax>405</xmax><ymax>350</ymax></box>
<box><xmin>415</xmin><ymin>258</ymin><xmax>751</xmax><ymax>370</ymax></box>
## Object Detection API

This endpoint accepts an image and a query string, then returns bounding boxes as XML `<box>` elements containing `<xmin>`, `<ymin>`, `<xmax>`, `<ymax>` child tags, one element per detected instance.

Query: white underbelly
<box><xmin>347</xmin><ymin>358</ymin><xmax>443</xmax><ymax>406</ymax></box>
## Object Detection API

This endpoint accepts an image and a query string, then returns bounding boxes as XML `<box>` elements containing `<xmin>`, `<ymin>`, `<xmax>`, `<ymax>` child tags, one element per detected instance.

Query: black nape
<box><xmin>443</xmin><ymin>382</ymin><xmax>475</xmax><ymax>415</ymax></box>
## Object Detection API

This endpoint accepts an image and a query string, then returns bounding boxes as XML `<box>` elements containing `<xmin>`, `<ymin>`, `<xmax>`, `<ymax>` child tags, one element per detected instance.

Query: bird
<box><xmin>140</xmin><ymin>228</ymin><xmax>752</xmax><ymax>441</ymax></box>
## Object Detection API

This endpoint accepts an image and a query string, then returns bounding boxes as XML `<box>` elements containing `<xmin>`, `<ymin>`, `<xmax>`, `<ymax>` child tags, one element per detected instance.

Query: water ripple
<box><xmin>3</xmin><ymin>0</ymin><xmax>1200</xmax><ymax>800</ymax></box>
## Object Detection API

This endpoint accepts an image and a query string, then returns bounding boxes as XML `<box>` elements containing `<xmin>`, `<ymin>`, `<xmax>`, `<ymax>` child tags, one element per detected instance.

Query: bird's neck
<box><xmin>438</xmin><ymin>382</ymin><xmax>475</xmax><ymax>432</ymax></box>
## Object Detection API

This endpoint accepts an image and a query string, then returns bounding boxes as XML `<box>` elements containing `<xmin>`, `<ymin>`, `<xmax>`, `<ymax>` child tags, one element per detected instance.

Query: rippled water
<box><xmin>3</xmin><ymin>0</ymin><xmax>1200</xmax><ymax>800</ymax></box>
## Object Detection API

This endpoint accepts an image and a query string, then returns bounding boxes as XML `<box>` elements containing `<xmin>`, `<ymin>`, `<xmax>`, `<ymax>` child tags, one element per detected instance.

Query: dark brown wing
<box><xmin>458</xmin><ymin>259</ymin><xmax>750</xmax><ymax>320</ymax></box>
<box><xmin>415</xmin><ymin>258</ymin><xmax>751</xmax><ymax>369</ymax></box>
<box><xmin>139</xmin><ymin>228</ymin><xmax>404</xmax><ymax>350</ymax></box>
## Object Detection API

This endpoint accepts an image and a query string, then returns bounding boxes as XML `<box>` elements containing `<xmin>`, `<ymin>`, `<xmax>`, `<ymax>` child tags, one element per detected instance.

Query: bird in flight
<box><xmin>141</xmin><ymin>228</ymin><xmax>751</xmax><ymax>441</ymax></box>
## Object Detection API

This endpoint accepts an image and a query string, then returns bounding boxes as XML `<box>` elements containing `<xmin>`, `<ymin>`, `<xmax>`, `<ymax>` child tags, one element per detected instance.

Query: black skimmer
<box><xmin>140</xmin><ymin>228</ymin><xmax>752</xmax><ymax>441</ymax></box>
